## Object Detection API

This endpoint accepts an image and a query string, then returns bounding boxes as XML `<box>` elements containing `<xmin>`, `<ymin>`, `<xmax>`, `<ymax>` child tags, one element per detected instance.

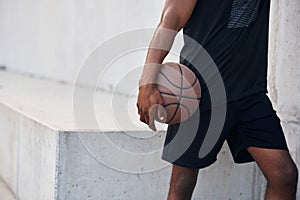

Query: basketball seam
<box><xmin>163</xmin><ymin>102</ymin><xmax>191</xmax><ymax>117</ymax></box>
<box><xmin>187</xmin><ymin>76</ymin><xmax>198</xmax><ymax>89</ymax></box>
<box><xmin>159</xmin><ymin>71</ymin><xmax>198</xmax><ymax>90</ymax></box>
<box><xmin>160</xmin><ymin>91</ymin><xmax>201</xmax><ymax>101</ymax></box>
<box><xmin>166</xmin><ymin>64</ymin><xmax>183</xmax><ymax>124</ymax></box>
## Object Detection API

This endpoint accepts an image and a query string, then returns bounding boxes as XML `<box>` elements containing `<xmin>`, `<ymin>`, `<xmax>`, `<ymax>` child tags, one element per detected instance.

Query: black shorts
<box><xmin>161</xmin><ymin>92</ymin><xmax>289</xmax><ymax>169</ymax></box>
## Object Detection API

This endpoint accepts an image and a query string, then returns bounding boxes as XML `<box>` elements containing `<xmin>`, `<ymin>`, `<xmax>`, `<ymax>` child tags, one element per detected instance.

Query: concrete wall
<box><xmin>0</xmin><ymin>0</ymin><xmax>164</xmax><ymax>90</ymax></box>
<box><xmin>268</xmin><ymin>0</ymin><xmax>300</xmax><ymax>196</ymax></box>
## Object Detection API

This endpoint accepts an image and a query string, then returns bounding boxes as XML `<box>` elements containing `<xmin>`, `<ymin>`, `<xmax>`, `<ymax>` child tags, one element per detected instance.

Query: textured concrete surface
<box><xmin>0</xmin><ymin>104</ymin><xmax>58</xmax><ymax>200</ymax></box>
<box><xmin>57</xmin><ymin>132</ymin><xmax>258</xmax><ymax>200</ymax></box>
<box><xmin>56</xmin><ymin>132</ymin><xmax>170</xmax><ymax>200</ymax></box>
<box><xmin>268</xmin><ymin>0</ymin><xmax>300</xmax><ymax>197</ymax></box>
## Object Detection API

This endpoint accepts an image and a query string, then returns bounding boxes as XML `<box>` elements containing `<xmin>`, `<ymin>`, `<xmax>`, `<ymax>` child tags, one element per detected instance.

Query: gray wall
<box><xmin>0</xmin><ymin>0</ymin><xmax>164</xmax><ymax>89</ymax></box>
<box><xmin>268</xmin><ymin>0</ymin><xmax>300</xmax><ymax>170</ymax></box>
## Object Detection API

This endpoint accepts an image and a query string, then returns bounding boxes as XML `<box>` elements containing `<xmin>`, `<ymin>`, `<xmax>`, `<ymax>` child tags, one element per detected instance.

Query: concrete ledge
<box><xmin>0</xmin><ymin>71</ymin><xmax>172</xmax><ymax>200</ymax></box>
<box><xmin>0</xmin><ymin>103</ymin><xmax>58</xmax><ymax>199</ymax></box>
<box><xmin>0</xmin><ymin>71</ymin><xmax>265</xmax><ymax>199</ymax></box>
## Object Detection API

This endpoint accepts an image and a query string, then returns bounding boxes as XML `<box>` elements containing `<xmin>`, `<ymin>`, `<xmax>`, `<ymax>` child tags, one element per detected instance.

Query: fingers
<box><xmin>138</xmin><ymin>110</ymin><xmax>148</xmax><ymax>124</ymax></box>
<box><xmin>139</xmin><ymin>112</ymin><xmax>145</xmax><ymax>123</ymax></box>
<box><xmin>148</xmin><ymin>104</ymin><xmax>158</xmax><ymax>131</ymax></box>
<box><xmin>143</xmin><ymin>110</ymin><xmax>150</xmax><ymax>124</ymax></box>
<box><xmin>137</xmin><ymin>103</ymin><xmax>158</xmax><ymax>131</ymax></box>
<box><xmin>136</xmin><ymin>86</ymin><xmax>165</xmax><ymax>131</ymax></box>
<box><xmin>137</xmin><ymin>103</ymin><xmax>145</xmax><ymax>123</ymax></box>
<box><xmin>137</xmin><ymin>103</ymin><xmax>150</xmax><ymax>124</ymax></box>
<box><xmin>148</xmin><ymin>114</ymin><xmax>157</xmax><ymax>132</ymax></box>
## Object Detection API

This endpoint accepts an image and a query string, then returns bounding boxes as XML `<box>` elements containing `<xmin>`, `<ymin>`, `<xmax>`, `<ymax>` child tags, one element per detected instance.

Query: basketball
<box><xmin>156</xmin><ymin>62</ymin><xmax>201</xmax><ymax>124</ymax></box>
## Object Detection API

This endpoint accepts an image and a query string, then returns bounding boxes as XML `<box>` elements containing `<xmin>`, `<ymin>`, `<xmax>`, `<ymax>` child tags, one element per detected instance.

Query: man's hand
<box><xmin>137</xmin><ymin>84</ymin><xmax>165</xmax><ymax>131</ymax></box>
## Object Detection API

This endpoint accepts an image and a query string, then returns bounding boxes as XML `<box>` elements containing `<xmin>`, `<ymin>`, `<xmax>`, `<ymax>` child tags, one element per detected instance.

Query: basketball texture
<box><xmin>156</xmin><ymin>62</ymin><xmax>201</xmax><ymax>124</ymax></box>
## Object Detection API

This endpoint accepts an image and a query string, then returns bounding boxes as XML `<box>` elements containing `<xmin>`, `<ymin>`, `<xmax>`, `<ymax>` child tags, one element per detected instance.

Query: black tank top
<box><xmin>179</xmin><ymin>0</ymin><xmax>270</xmax><ymax>110</ymax></box>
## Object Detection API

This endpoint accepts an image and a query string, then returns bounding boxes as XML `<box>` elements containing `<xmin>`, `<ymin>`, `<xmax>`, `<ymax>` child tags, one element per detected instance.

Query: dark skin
<box><xmin>136</xmin><ymin>0</ymin><xmax>298</xmax><ymax>199</ymax></box>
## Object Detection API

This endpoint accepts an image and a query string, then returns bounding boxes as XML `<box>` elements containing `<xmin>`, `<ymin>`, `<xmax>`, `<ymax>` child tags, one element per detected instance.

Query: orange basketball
<box><xmin>156</xmin><ymin>62</ymin><xmax>201</xmax><ymax>124</ymax></box>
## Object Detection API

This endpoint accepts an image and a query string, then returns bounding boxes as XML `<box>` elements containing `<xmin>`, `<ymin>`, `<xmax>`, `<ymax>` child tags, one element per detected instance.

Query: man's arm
<box><xmin>137</xmin><ymin>0</ymin><xmax>197</xmax><ymax>131</ymax></box>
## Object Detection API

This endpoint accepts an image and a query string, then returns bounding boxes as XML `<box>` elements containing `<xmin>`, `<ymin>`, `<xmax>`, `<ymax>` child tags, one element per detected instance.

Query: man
<box><xmin>136</xmin><ymin>0</ymin><xmax>298</xmax><ymax>199</ymax></box>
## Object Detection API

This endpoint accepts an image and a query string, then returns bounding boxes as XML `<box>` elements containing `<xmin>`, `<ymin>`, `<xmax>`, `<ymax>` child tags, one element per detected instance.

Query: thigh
<box><xmin>247</xmin><ymin>147</ymin><xmax>296</xmax><ymax>182</ymax></box>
